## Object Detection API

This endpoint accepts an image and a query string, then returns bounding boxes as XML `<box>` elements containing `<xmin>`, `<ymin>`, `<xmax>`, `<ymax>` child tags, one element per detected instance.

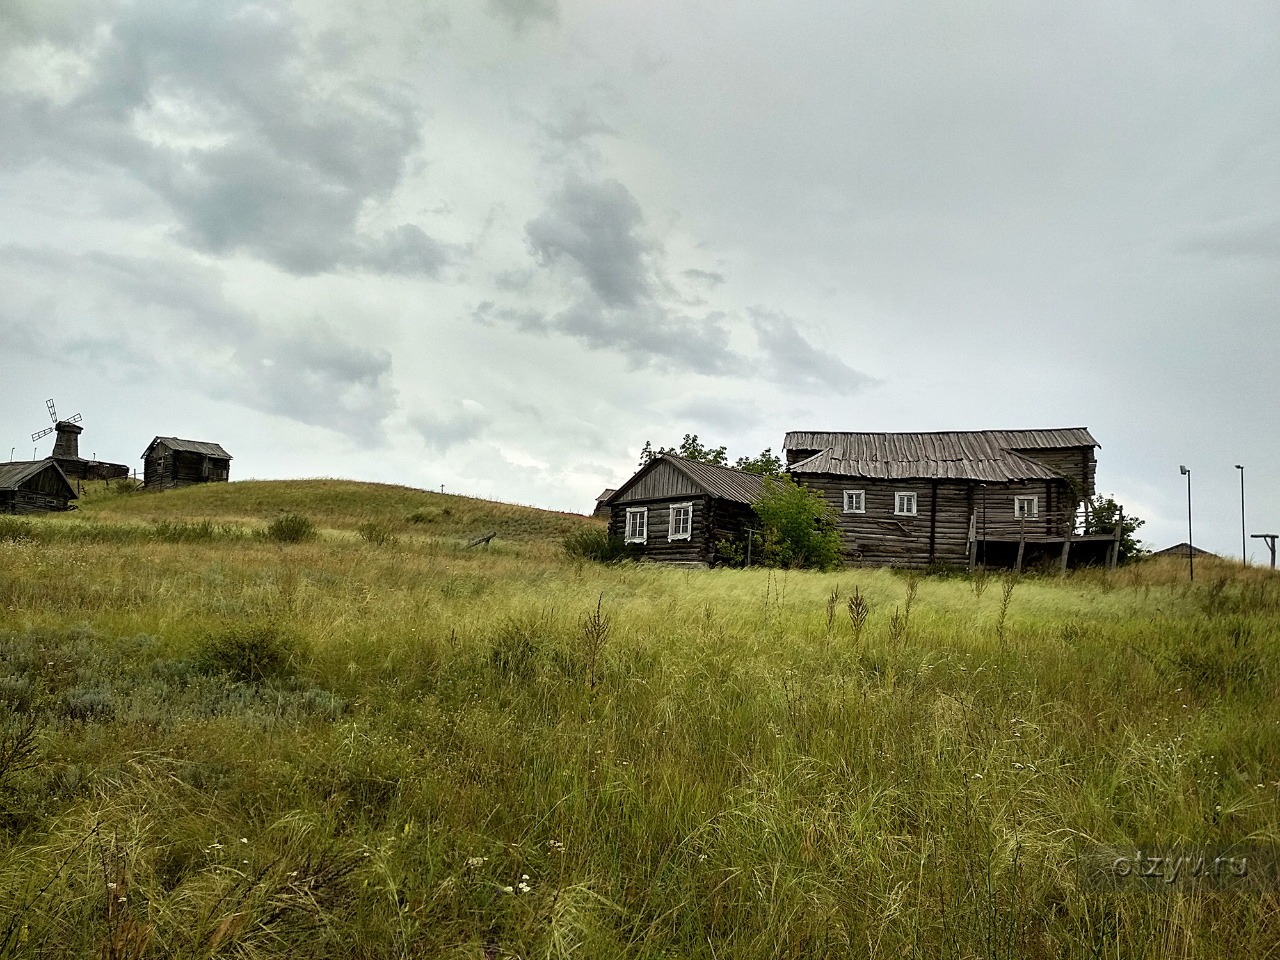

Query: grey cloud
<box><xmin>488</xmin><ymin>0</ymin><xmax>558</xmax><ymax>32</ymax></box>
<box><xmin>540</xmin><ymin>103</ymin><xmax>616</xmax><ymax>145</ymax></box>
<box><xmin>553</xmin><ymin>300</ymin><xmax>743</xmax><ymax>376</ymax></box>
<box><xmin>525</xmin><ymin>175</ymin><xmax>651</xmax><ymax>307</ymax></box>
<box><xmin>749</xmin><ymin>309</ymin><xmax>874</xmax><ymax>396</ymax></box>
<box><xmin>683</xmin><ymin>268</ymin><xmax>726</xmax><ymax>287</ymax></box>
<box><xmin>0</xmin><ymin>247</ymin><xmax>397</xmax><ymax>441</ymax></box>
<box><xmin>410</xmin><ymin>400</ymin><xmax>492</xmax><ymax>452</ymax></box>
<box><xmin>2</xmin><ymin>1</ymin><xmax>444</xmax><ymax>277</ymax></box>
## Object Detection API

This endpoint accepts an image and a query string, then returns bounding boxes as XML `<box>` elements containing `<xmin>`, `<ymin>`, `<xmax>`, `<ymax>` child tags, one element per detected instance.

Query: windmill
<box><xmin>31</xmin><ymin>398</ymin><xmax>84</xmax><ymax>461</ymax></box>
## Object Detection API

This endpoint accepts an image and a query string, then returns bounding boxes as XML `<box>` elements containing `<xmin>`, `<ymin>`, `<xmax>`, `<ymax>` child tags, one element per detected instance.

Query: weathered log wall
<box><xmin>608</xmin><ymin>495</ymin><xmax>756</xmax><ymax>565</ymax></box>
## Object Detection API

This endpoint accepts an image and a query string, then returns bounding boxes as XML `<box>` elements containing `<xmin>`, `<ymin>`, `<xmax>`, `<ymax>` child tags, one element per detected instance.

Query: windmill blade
<box><xmin>46</xmin><ymin>398</ymin><xmax>57</xmax><ymax>423</ymax></box>
<box><xmin>32</xmin><ymin>427</ymin><xmax>55</xmax><ymax>442</ymax></box>
<box><xmin>68</xmin><ymin>413</ymin><xmax>82</xmax><ymax>424</ymax></box>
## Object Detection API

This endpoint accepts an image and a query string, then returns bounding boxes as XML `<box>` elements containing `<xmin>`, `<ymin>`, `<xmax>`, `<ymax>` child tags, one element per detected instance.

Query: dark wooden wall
<box><xmin>1</xmin><ymin>466</ymin><xmax>74</xmax><ymax>513</ymax></box>
<box><xmin>796</xmin><ymin>476</ymin><xmax>1074</xmax><ymax>568</ymax></box>
<box><xmin>144</xmin><ymin>449</ymin><xmax>230</xmax><ymax>490</ymax></box>
<box><xmin>609</xmin><ymin>495</ymin><xmax>756</xmax><ymax>565</ymax></box>
<box><xmin>1013</xmin><ymin>446</ymin><xmax>1096</xmax><ymax>499</ymax></box>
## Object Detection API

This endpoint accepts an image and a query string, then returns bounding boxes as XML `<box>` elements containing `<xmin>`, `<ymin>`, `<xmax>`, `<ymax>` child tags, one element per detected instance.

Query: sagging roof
<box><xmin>610</xmin><ymin>454</ymin><xmax>766</xmax><ymax>506</ymax></box>
<box><xmin>595</xmin><ymin>488</ymin><xmax>617</xmax><ymax>503</ymax></box>
<box><xmin>0</xmin><ymin>459</ymin><xmax>75</xmax><ymax>495</ymax></box>
<box><xmin>143</xmin><ymin>437</ymin><xmax>232</xmax><ymax>459</ymax></box>
<box><xmin>785</xmin><ymin>429</ymin><xmax>1098</xmax><ymax>482</ymax></box>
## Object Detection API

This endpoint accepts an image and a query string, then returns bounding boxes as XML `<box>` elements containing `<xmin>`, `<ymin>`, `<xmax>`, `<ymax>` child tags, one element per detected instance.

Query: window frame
<box><xmin>624</xmin><ymin>506</ymin><xmax>648</xmax><ymax>543</ymax></box>
<box><xmin>1013</xmin><ymin>495</ymin><xmax>1039</xmax><ymax>520</ymax></box>
<box><xmin>842</xmin><ymin>489</ymin><xmax>866</xmax><ymax>514</ymax></box>
<box><xmin>668</xmin><ymin>502</ymin><xmax>693</xmax><ymax>541</ymax></box>
<box><xmin>894</xmin><ymin>491</ymin><xmax>918</xmax><ymax>517</ymax></box>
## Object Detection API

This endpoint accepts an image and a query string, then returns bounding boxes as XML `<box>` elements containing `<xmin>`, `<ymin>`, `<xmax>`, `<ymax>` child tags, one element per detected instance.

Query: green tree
<box><xmin>639</xmin><ymin>435</ymin><xmax>782</xmax><ymax>476</ymax></box>
<box><xmin>753</xmin><ymin>475</ymin><xmax>842</xmax><ymax>570</ymax></box>
<box><xmin>1083</xmin><ymin>495</ymin><xmax>1147</xmax><ymax>564</ymax></box>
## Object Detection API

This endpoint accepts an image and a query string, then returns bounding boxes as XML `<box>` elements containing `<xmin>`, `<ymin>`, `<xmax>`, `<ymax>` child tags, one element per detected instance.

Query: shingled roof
<box><xmin>143</xmin><ymin>437</ymin><xmax>232</xmax><ymax>459</ymax></box>
<box><xmin>609</xmin><ymin>454</ymin><xmax>766</xmax><ymax>506</ymax></box>
<box><xmin>785</xmin><ymin>429</ymin><xmax>1098</xmax><ymax>483</ymax></box>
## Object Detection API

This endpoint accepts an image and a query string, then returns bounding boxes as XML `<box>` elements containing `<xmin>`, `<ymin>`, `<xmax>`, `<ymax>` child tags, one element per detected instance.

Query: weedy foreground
<box><xmin>1</xmin><ymin>480</ymin><xmax>1278</xmax><ymax>958</ymax></box>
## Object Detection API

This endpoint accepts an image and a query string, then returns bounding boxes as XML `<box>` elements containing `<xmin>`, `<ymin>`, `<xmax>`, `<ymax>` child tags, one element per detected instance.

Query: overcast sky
<box><xmin>3</xmin><ymin>0</ymin><xmax>1277</xmax><ymax>555</ymax></box>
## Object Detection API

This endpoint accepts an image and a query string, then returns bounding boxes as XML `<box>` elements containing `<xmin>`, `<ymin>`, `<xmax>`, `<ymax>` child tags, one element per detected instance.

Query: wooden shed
<box><xmin>0</xmin><ymin>459</ymin><xmax>77</xmax><ymax>514</ymax></box>
<box><xmin>142</xmin><ymin>437</ymin><xmax>232</xmax><ymax>490</ymax></box>
<box><xmin>784</xmin><ymin>428</ymin><xmax>1119</xmax><ymax>570</ymax></box>
<box><xmin>606</xmin><ymin>455</ymin><xmax>764</xmax><ymax>566</ymax></box>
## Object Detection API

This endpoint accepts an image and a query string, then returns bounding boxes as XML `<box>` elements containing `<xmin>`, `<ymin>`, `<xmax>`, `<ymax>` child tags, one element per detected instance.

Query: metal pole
<box><xmin>1179</xmin><ymin>465</ymin><xmax>1193</xmax><ymax>582</ymax></box>
<box><xmin>1235</xmin><ymin>464</ymin><xmax>1246</xmax><ymax>565</ymax></box>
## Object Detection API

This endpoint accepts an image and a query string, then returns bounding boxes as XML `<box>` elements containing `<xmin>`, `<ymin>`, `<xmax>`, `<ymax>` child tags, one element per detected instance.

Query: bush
<box><xmin>753</xmin><ymin>475</ymin><xmax>842</xmax><ymax>570</ymax></box>
<box><xmin>562</xmin><ymin>528</ymin><xmax>639</xmax><ymax>563</ymax></box>
<box><xmin>358</xmin><ymin>522</ymin><xmax>398</xmax><ymax>546</ymax></box>
<box><xmin>0</xmin><ymin>518</ymin><xmax>36</xmax><ymax>542</ymax></box>
<box><xmin>265</xmin><ymin>514</ymin><xmax>316</xmax><ymax>543</ymax></box>
<box><xmin>199</xmin><ymin>623</ymin><xmax>299</xmax><ymax>683</ymax></box>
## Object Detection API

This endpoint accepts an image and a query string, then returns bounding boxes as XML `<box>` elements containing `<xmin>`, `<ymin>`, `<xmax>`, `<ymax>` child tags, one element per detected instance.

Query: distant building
<box><xmin>47</xmin><ymin>420</ymin><xmax>130</xmax><ymax>482</ymax></box>
<box><xmin>784</xmin><ymin>427</ymin><xmax>1119</xmax><ymax>569</ymax></box>
<box><xmin>1149</xmin><ymin>542</ymin><xmax>1214</xmax><ymax>559</ymax></box>
<box><xmin>592</xmin><ymin>488</ymin><xmax>616</xmax><ymax>519</ymax></box>
<box><xmin>142</xmin><ymin>437</ymin><xmax>232</xmax><ymax>490</ymax></box>
<box><xmin>0</xmin><ymin>459</ymin><xmax>77</xmax><ymax>513</ymax></box>
<box><xmin>604</xmin><ymin>455</ymin><xmax>763</xmax><ymax>566</ymax></box>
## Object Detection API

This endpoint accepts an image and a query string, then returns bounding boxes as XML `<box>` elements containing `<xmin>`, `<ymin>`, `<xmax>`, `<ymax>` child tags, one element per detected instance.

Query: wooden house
<box><xmin>784</xmin><ymin>428</ymin><xmax>1120</xmax><ymax>570</ymax></box>
<box><xmin>592</xmin><ymin>488</ymin><xmax>616</xmax><ymax>519</ymax></box>
<box><xmin>605</xmin><ymin>455</ymin><xmax>764</xmax><ymax>566</ymax></box>
<box><xmin>0</xmin><ymin>459</ymin><xmax>77</xmax><ymax>514</ymax></box>
<box><xmin>142</xmin><ymin>437</ymin><xmax>232</xmax><ymax>490</ymax></box>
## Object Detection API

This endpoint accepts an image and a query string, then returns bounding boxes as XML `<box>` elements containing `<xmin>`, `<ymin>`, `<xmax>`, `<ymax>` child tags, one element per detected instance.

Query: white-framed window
<box><xmin>1014</xmin><ymin>495</ymin><xmax>1039</xmax><ymax>519</ymax></box>
<box><xmin>668</xmin><ymin>502</ymin><xmax>693</xmax><ymax>541</ymax></box>
<box><xmin>625</xmin><ymin>507</ymin><xmax>648</xmax><ymax>543</ymax></box>
<box><xmin>894</xmin><ymin>492</ymin><xmax>918</xmax><ymax>517</ymax></box>
<box><xmin>842</xmin><ymin>490</ymin><xmax>865</xmax><ymax>514</ymax></box>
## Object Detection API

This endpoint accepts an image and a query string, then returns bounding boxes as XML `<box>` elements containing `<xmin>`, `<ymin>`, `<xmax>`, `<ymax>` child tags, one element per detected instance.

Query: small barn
<box><xmin>1149</xmin><ymin>542</ymin><xmax>1214</xmax><ymax>559</ymax></box>
<box><xmin>142</xmin><ymin>437</ymin><xmax>232</xmax><ymax>490</ymax></box>
<box><xmin>785</xmin><ymin>428</ymin><xmax>1121</xmax><ymax>570</ymax></box>
<box><xmin>0</xmin><ymin>459</ymin><xmax>77</xmax><ymax>514</ymax></box>
<box><xmin>592</xmin><ymin>488</ymin><xmax>616</xmax><ymax>519</ymax></box>
<box><xmin>605</xmin><ymin>455</ymin><xmax>764</xmax><ymax>566</ymax></box>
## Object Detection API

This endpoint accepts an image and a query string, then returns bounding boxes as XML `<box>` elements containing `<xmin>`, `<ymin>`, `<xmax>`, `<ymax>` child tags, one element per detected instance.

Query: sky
<box><xmin>2</xmin><ymin>0</ymin><xmax>1277</xmax><ymax>556</ymax></box>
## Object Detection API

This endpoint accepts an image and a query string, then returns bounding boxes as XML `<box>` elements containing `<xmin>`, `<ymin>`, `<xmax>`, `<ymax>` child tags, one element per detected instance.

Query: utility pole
<box><xmin>1235</xmin><ymin>464</ymin><xmax>1246</xmax><ymax>564</ymax></box>
<box><xmin>1179</xmin><ymin>465</ymin><xmax>1193</xmax><ymax>582</ymax></box>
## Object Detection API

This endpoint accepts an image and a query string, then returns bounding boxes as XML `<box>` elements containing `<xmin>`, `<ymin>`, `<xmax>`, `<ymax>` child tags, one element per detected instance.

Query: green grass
<box><xmin>1</xmin><ymin>480</ymin><xmax>1278</xmax><ymax>957</ymax></box>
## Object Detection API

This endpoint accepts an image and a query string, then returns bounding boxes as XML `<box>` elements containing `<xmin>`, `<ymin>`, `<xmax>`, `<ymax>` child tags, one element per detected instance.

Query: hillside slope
<box><xmin>79</xmin><ymin>478</ymin><xmax>599</xmax><ymax>542</ymax></box>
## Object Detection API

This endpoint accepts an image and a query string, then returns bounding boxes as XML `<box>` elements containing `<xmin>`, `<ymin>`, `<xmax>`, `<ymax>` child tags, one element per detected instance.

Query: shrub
<box><xmin>753</xmin><ymin>476</ymin><xmax>842</xmax><ymax>570</ymax></box>
<box><xmin>0</xmin><ymin>518</ymin><xmax>36</xmax><ymax>542</ymax></box>
<box><xmin>358</xmin><ymin>522</ymin><xmax>398</xmax><ymax>546</ymax></box>
<box><xmin>199</xmin><ymin>623</ymin><xmax>299</xmax><ymax>683</ymax></box>
<box><xmin>562</xmin><ymin>528</ymin><xmax>639</xmax><ymax>563</ymax></box>
<box><xmin>265</xmin><ymin>514</ymin><xmax>316</xmax><ymax>543</ymax></box>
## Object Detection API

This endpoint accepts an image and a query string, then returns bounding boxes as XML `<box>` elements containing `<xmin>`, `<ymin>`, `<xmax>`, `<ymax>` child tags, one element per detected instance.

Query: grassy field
<box><xmin>2</xmin><ymin>479</ymin><xmax>1278</xmax><ymax>958</ymax></box>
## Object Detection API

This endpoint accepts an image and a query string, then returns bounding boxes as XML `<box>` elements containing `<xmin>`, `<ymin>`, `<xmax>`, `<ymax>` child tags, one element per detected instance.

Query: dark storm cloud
<box><xmin>1</xmin><ymin>1</ymin><xmax>445</xmax><ymax>277</ymax></box>
<box><xmin>526</xmin><ymin>175</ymin><xmax>652</xmax><ymax>307</ymax></box>
<box><xmin>0</xmin><ymin>247</ymin><xmax>397</xmax><ymax>441</ymax></box>
<box><xmin>749</xmin><ymin>309</ymin><xmax>875</xmax><ymax>395</ymax></box>
<box><xmin>553</xmin><ymin>301</ymin><xmax>744</xmax><ymax>376</ymax></box>
<box><xmin>488</xmin><ymin>0</ymin><xmax>558</xmax><ymax>32</ymax></box>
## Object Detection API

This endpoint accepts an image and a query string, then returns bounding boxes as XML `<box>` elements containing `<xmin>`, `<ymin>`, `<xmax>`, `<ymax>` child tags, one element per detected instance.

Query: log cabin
<box><xmin>142</xmin><ymin>437</ymin><xmax>232</xmax><ymax>490</ymax></box>
<box><xmin>605</xmin><ymin>455</ymin><xmax>764</xmax><ymax>566</ymax></box>
<box><xmin>0</xmin><ymin>459</ymin><xmax>77</xmax><ymax>514</ymax></box>
<box><xmin>784</xmin><ymin>428</ymin><xmax>1119</xmax><ymax>570</ymax></box>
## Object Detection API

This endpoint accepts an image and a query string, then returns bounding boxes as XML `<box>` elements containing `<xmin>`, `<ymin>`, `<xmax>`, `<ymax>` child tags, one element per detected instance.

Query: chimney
<box><xmin>52</xmin><ymin>421</ymin><xmax>83</xmax><ymax>460</ymax></box>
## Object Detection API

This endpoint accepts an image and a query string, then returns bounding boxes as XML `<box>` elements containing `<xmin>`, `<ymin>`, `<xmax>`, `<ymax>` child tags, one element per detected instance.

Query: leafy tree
<box><xmin>639</xmin><ymin>435</ymin><xmax>782</xmax><ymax>476</ymax></box>
<box><xmin>1083</xmin><ymin>495</ymin><xmax>1147</xmax><ymax>564</ymax></box>
<box><xmin>752</xmin><ymin>475</ymin><xmax>842</xmax><ymax>570</ymax></box>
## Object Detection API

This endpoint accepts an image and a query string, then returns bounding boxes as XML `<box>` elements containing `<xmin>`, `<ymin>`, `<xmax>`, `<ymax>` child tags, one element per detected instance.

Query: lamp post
<box><xmin>1179</xmin><ymin>465</ymin><xmax>1193</xmax><ymax>582</ymax></box>
<box><xmin>1235</xmin><ymin>464</ymin><xmax>1246</xmax><ymax>565</ymax></box>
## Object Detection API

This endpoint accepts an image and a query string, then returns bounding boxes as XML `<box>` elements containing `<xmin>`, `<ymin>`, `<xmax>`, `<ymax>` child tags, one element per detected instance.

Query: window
<box><xmin>1014</xmin><ymin>495</ymin><xmax>1039</xmax><ymax>519</ymax></box>
<box><xmin>668</xmin><ymin>502</ymin><xmax>693</xmax><ymax>541</ymax></box>
<box><xmin>842</xmin><ymin>490</ymin><xmax>865</xmax><ymax>513</ymax></box>
<box><xmin>894</xmin><ymin>492</ymin><xmax>918</xmax><ymax>517</ymax></box>
<box><xmin>625</xmin><ymin>507</ymin><xmax>648</xmax><ymax>543</ymax></box>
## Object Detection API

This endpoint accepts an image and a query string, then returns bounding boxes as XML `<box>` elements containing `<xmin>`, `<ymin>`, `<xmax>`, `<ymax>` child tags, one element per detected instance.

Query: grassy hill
<box><xmin>78</xmin><ymin>477</ymin><xmax>597</xmax><ymax>542</ymax></box>
<box><xmin>2</xmin><ymin>480</ymin><xmax>1278</xmax><ymax>957</ymax></box>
